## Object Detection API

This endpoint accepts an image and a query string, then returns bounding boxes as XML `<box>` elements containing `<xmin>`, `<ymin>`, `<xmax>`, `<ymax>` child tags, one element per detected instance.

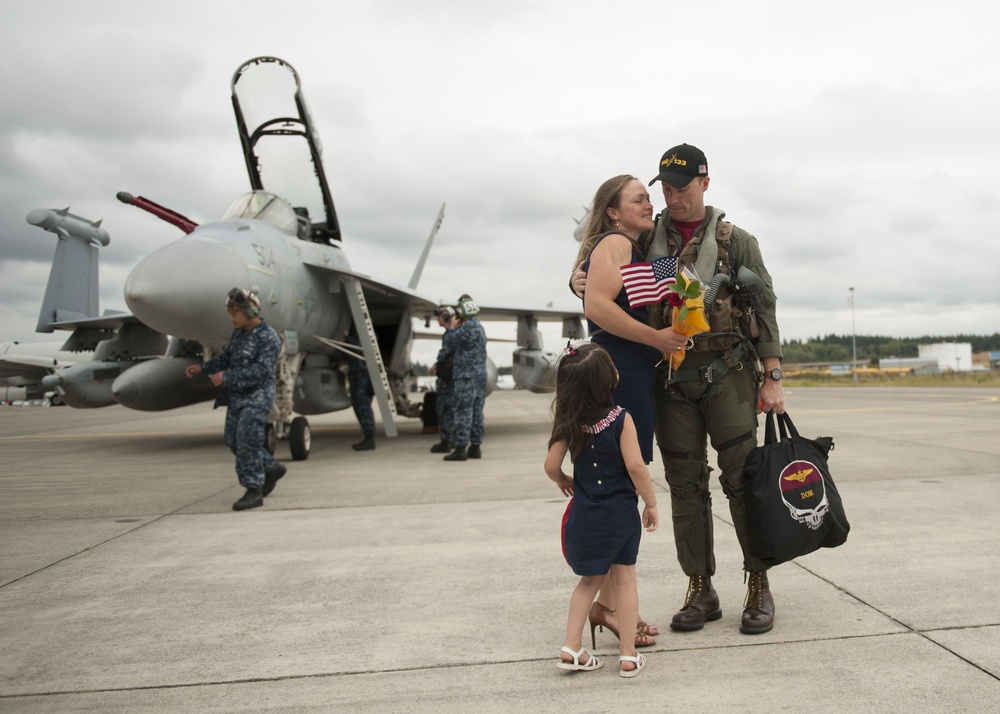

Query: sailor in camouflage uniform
<box><xmin>444</xmin><ymin>295</ymin><xmax>487</xmax><ymax>462</ymax></box>
<box><xmin>185</xmin><ymin>288</ymin><xmax>285</xmax><ymax>511</ymax></box>
<box><xmin>344</xmin><ymin>329</ymin><xmax>376</xmax><ymax>451</ymax></box>
<box><xmin>430</xmin><ymin>306</ymin><xmax>458</xmax><ymax>453</ymax></box>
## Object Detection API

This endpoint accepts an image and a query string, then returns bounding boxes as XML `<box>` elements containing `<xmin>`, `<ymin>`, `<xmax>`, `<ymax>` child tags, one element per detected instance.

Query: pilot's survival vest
<box><xmin>646</xmin><ymin>209</ymin><xmax>758</xmax><ymax>355</ymax></box>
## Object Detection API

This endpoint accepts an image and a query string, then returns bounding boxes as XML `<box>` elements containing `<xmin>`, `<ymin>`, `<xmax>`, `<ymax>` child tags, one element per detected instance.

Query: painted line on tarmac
<box><xmin>789</xmin><ymin>394</ymin><xmax>998</xmax><ymax>414</ymax></box>
<box><xmin>0</xmin><ymin>424</ymin><xmax>359</xmax><ymax>442</ymax></box>
<box><xmin>0</xmin><ymin>430</ymin><xmax>220</xmax><ymax>441</ymax></box>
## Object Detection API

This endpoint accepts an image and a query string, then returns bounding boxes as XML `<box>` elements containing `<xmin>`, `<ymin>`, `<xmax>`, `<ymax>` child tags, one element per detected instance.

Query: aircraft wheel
<box><xmin>49</xmin><ymin>393</ymin><xmax>64</xmax><ymax>407</ymax></box>
<box><xmin>265</xmin><ymin>423</ymin><xmax>276</xmax><ymax>455</ymax></box>
<box><xmin>289</xmin><ymin>416</ymin><xmax>311</xmax><ymax>461</ymax></box>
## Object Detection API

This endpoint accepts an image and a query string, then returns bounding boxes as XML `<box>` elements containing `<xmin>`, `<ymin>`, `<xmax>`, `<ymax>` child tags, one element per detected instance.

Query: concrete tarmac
<box><xmin>1</xmin><ymin>387</ymin><xmax>999</xmax><ymax>712</ymax></box>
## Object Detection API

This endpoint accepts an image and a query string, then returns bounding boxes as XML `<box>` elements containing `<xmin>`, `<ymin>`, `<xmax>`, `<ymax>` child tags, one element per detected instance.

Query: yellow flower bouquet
<box><xmin>664</xmin><ymin>267</ymin><xmax>710</xmax><ymax>372</ymax></box>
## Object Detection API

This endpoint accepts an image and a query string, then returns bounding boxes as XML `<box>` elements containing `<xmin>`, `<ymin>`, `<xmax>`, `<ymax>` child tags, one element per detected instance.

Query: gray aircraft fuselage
<box><xmin>124</xmin><ymin>216</ymin><xmax>351</xmax><ymax>352</ymax></box>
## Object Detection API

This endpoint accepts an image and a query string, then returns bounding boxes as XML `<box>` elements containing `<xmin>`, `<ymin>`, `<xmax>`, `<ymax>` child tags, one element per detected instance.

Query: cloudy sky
<box><xmin>2</xmin><ymin>0</ymin><xmax>998</xmax><ymax>367</ymax></box>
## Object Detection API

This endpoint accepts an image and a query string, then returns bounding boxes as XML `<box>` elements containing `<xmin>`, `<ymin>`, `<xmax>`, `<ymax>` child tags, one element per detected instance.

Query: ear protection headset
<box><xmin>455</xmin><ymin>294</ymin><xmax>479</xmax><ymax>318</ymax></box>
<box><xmin>226</xmin><ymin>287</ymin><xmax>261</xmax><ymax>317</ymax></box>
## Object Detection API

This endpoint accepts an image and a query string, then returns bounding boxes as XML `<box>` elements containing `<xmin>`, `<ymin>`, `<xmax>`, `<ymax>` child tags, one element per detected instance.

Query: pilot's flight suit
<box><xmin>645</xmin><ymin>205</ymin><xmax>782</xmax><ymax>577</ymax></box>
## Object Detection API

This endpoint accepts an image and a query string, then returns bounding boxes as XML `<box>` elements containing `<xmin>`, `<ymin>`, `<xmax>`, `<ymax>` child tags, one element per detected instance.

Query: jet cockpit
<box><xmin>222</xmin><ymin>191</ymin><xmax>301</xmax><ymax>237</ymax></box>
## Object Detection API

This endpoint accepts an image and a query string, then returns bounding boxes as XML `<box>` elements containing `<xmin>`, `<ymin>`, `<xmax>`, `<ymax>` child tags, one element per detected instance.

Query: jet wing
<box><xmin>302</xmin><ymin>261</ymin><xmax>440</xmax><ymax>322</ymax></box>
<box><xmin>0</xmin><ymin>355</ymin><xmax>60</xmax><ymax>382</ymax></box>
<box><xmin>43</xmin><ymin>311</ymin><xmax>141</xmax><ymax>331</ymax></box>
<box><xmin>303</xmin><ymin>261</ymin><xmax>586</xmax><ymax>329</ymax></box>
<box><xmin>473</xmin><ymin>304</ymin><xmax>586</xmax><ymax>324</ymax></box>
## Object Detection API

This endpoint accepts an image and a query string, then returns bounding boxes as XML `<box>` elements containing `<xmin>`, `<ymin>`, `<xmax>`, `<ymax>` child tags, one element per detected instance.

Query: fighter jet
<box><xmin>12</xmin><ymin>207</ymin><xmax>167</xmax><ymax>407</ymax></box>
<box><xmin>37</xmin><ymin>57</ymin><xmax>584</xmax><ymax>459</ymax></box>
<box><xmin>0</xmin><ymin>340</ymin><xmax>83</xmax><ymax>404</ymax></box>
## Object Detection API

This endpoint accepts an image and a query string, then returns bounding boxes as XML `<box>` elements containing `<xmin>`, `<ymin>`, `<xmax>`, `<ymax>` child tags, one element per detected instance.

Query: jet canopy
<box><xmin>222</xmin><ymin>191</ymin><xmax>301</xmax><ymax>236</ymax></box>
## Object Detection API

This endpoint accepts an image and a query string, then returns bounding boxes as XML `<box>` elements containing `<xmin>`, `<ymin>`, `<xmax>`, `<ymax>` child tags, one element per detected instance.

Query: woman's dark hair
<box><xmin>548</xmin><ymin>342</ymin><xmax>618</xmax><ymax>460</ymax></box>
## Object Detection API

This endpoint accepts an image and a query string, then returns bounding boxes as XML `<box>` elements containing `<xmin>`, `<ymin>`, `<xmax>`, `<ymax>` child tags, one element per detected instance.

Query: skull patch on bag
<box><xmin>778</xmin><ymin>460</ymin><xmax>829</xmax><ymax>530</ymax></box>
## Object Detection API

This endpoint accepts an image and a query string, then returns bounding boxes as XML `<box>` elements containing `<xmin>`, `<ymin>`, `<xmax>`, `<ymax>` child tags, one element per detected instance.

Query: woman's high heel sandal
<box><xmin>588</xmin><ymin>600</ymin><xmax>657</xmax><ymax>649</ymax></box>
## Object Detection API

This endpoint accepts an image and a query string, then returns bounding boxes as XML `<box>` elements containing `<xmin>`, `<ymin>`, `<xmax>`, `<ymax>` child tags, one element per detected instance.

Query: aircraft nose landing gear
<box><xmin>267</xmin><ymin>416</ymin><xmax>311</xmax><ymax>460</ymax></box>
<box><xmin>288</xmin><ymin>415</ymin><xmax>311</xmax><ymax>461</ymax></box>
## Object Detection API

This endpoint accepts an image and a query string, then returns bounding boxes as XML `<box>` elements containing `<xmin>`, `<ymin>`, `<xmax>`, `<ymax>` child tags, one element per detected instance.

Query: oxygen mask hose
<box><xmin>703</xmin><ymin>273</ymin><xmax>731</xmax><ymax>310</ymax></box>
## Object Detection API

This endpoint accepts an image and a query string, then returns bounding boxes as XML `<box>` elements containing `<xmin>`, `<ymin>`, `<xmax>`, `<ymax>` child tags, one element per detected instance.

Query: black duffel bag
<box><xmin>742</xmin><ymin>411</ymin><xmax>850</xmax><ymax>567</ymax></box>
<box><xmin>435</xmin><ymin>352</ymin><xmax>455</xmax><ymax>381</ymax></box>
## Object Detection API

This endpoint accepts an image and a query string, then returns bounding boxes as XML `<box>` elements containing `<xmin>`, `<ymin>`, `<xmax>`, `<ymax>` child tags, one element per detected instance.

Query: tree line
<box><xmin>781</xmin><ymin>334</ymin><xmax>1000</xmax><ymax>365</ymax></box>
<box><xmin>413</xmin><ymin>334</ymin><xmax>1000</xmax><ymax>373</ymax></box>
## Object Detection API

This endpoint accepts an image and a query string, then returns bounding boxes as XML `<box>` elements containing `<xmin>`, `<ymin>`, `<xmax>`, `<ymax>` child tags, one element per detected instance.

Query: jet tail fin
<box><xmin>408</xmin><ymin>203</ymin><xmax>445</xmax><ymax>290</ymax></box>
<box><xmin>25</xmin><ymin>207</ymin><xmax>110</xmax><ymax>333</ymax></box>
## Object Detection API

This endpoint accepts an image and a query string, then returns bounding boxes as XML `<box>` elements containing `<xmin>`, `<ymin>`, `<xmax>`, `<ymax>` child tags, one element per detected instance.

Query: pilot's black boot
<box><xmin>467</xmin><ymin>444</ymin><xmax>482</xmax><ymax>459</ymax></box>
<box><xmin>262</xmin><ymin>463</ymin><xmax>287</xmax><ymax>496</ymax></box>
<box><xmin>430</xmin><ymin>440</ymin><xmax>452</xmax><ymax>453</ymax></box>
<box><xmin>233</xmin><ymin>488</ymin><xmax>263</xmax><ymax>511</ymax></box>
<box><xmin>352</xmin><ymin>435</ymin><xmax>375</xmax><ymax>451</ymax></box>
<box><xmin>444</xmin><ymin>446</ymin><xmax>468</xmax><ymax>461</ymax></box>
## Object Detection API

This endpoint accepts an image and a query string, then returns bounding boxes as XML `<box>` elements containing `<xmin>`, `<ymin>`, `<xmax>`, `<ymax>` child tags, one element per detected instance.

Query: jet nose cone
<box><xmin>125</xmin><ymin>238</ymin><xmax>252</xmax><ymax>345</ymax></box>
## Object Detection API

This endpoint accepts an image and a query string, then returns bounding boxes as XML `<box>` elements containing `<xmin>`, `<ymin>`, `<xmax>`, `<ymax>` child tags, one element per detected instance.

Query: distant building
<box><xmin>918</xmin><ymin>343</ymin><xmax>973</xmax><ymax>372</ymax></box>
<box><xmin>988</xmin><ymin>351</ymin><xmax>1000</xmax><ymax>371</ymax></box>
<box><xmin>786</xmin><ymin>360</ymin><xmax>870</xmax><ymax>375</ymax></box>
<box><xmin>879</xmin><ymin>357</ymin><xmax>939</xmax><ymax>374</ymax></box>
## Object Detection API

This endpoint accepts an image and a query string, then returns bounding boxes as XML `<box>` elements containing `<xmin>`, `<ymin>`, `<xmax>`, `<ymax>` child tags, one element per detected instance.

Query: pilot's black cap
<box><xmin>648</xmin><ymin>144</ymin><xmax>708</xmax><ymax>188</ymax></box>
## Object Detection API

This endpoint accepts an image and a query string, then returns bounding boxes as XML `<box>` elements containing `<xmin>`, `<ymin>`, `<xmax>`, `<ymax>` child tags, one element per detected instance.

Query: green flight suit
<box><xmin>646</xmin><ymin>206</ymin><xmax>782</xmax><ymax>575</ymax></box>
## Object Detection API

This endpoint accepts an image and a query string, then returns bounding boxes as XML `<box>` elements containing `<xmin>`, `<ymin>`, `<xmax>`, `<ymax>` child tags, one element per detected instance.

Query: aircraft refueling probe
<box><xmin>116</xmin><ymin>192</ymin><xmax>199</xmax><ymax>234</ymax></box>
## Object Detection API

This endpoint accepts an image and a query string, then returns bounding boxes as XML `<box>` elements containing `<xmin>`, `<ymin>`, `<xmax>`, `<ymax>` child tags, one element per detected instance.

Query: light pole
<box><xmin>848</xmin><ymin>287</ymin><xmax>857</xmax><ymax>382</ymax></box>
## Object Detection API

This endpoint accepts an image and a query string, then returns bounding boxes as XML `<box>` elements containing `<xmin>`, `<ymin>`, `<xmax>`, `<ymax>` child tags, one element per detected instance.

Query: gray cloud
<box><xmin>2</xmin><ymin>0</ymin><xmax>999</xmax><ymax>363</ymax></box>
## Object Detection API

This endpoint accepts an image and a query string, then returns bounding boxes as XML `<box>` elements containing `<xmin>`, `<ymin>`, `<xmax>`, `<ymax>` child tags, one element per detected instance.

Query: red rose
<box><xmin>667</xmin><ymin>292</ymin><xmax>684</xmax><ymax>308</ymax></box>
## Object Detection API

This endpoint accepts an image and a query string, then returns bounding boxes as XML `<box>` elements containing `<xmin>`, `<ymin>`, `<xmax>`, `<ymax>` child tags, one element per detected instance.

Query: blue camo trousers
<box><xmin>348</xmin><ymin>371</ymin><xmax>376</xmax><ymax>437</ymax></box>
<box><xmin>224</xmin><ymin>405</ymin><xmax>274</xmax><ymax>490</ymax></box>
<box><xmin>436</xmin><ymin>379</ymin><xmax>455</xmax><ymax>444</ymax></box>
<box><xmin>451</xmin><ymin>378</ymin><xmax>485</xmax><ymax>447</ymax></box>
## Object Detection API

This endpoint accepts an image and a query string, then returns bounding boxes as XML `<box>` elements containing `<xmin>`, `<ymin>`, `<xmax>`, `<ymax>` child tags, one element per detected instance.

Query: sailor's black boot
<box><xmin>443</xmin><ymin>446</ymin><xmax>468</xmax><ymax>461</ymax></box>
<box><xmin>233</xmin><ymin>488</ymin><xmax>263</xmax><ymax>511</ymax></box>
<box><xmin>352</xmin><ymin>435</ymin><xmax>375</xmax><ymax>451</ymax></box>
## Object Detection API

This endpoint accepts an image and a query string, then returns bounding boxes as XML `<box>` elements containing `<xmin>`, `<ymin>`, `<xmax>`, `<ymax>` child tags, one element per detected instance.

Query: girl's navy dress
<box><xmin>563</xmin><ymin>406</ymin><xmax>641</xmax><ymax>576</ymax></box>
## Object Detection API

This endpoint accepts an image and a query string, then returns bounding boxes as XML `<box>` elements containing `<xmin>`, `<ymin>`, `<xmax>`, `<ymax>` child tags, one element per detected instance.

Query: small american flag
<box><xmin>620</xmin><ymin>256</ymin><xmax>678</xmax><ymax>308</ymax></box>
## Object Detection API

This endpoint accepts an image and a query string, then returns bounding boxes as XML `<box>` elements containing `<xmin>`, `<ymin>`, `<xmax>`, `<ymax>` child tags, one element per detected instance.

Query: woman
<box><xmin>576</xmin><ymin>175</ymin><xmax>686</xmax><ymax>460</ymax></box>
<box><xmin>572</xmin><ymin>175</ymin><xmax>687</xmax><ymax>647</ymax></box>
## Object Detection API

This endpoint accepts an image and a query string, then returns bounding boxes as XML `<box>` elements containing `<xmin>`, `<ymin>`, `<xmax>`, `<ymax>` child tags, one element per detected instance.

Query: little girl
<box><xmin>545</xmin><ymin>342</ymin><xmax>658</xmax><ymax>678</ymax></box>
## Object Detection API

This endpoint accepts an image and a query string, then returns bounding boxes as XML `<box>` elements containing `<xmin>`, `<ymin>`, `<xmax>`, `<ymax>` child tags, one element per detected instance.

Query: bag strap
<box><xmin>777</xmin><ymin>412</ymin><xmax>800</xmax><ymax>439</ymax></box>
<box><xmin>764</xmin><ymin>411</ymin><xmax>800</xmax><ymax>445</ymax></box>
<box><xmin>764</xmin><ymin>411</ymin><xmax>776</xmax><ymax>445</ymax></box>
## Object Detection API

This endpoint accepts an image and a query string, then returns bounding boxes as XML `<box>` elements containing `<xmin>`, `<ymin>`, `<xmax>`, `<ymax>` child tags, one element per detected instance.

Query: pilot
<box><xmin>185</xmin><ymin>287</ymin><xmax>286</xmax><ymax>511</ymax></box>
<box><xmin>343</xmin><ymin>327</ymin><xmax>376</xmax><ymax>451</ymax></box>
<box><xmin>443</xmin><ymin>295</ymin><xmax>487</xmax><ymax>461</ymax></box>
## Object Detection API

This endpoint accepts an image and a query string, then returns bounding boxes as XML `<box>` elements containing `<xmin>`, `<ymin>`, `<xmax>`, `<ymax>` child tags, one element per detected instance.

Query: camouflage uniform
<box><xmin>449</xmin><ymin>316</ymin><xmax>487</xmax><ymax>448</ymax></box>
<box><xmin>201</xmin><ymin>320</ymin><xmax>282</xmax><ymax>490</ymax></box>
<box><xmin>434</xmin><ymin>326</ymin><xmax>458</xmax><ymax>445</ymax></box>
<box><xmin>646</xmin><ymin>206</ymin><xmax>781</xmax><ymax>576</ymax></box>
<box><xmin>345</xmin><ymin>333</ymin><xmax>376</xmax><ymax>439</ymax></box>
